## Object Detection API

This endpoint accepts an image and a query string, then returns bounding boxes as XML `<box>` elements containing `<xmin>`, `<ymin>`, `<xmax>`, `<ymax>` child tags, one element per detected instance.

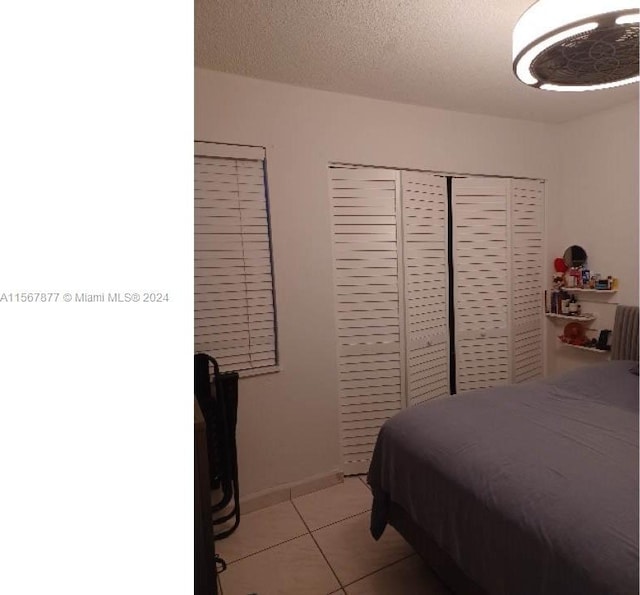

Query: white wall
<box><xmin>195</xmin><ymin>68</ymin><xmax>561</xmax><ymax>498</ymax></box>
<box><xmin>547</xmin><ymin>100</ymin><xmax>639</xmax><ymax>375</ymax></box>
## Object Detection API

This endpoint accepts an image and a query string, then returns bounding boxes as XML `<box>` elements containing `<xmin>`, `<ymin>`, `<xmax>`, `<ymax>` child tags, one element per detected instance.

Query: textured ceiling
<box><xmin>195</xmin><ymin>0</ymin><xmax>639</xmax><ymax>123</ymax></box>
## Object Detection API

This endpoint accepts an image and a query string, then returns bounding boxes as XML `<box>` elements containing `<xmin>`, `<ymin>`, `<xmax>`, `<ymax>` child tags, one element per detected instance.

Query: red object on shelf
<box><xmin>554</xmin><ymin>258</ymin><xmax>568</xmax><ymax>273</ymax></box>
<box><xmin>562</xmin><ymin>322</ymin><xmax>585</xmax><ymax>344</ymax></box>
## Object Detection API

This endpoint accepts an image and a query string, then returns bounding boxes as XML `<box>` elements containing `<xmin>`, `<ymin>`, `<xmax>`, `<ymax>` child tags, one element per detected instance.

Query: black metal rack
<box><xmin>194</xmin><ymin>353</ymin><xmax>241</xmax><ymax>540</ymax></box>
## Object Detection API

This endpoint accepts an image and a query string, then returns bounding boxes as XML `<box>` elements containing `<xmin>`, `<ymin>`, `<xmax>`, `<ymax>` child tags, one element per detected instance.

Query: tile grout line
<box><xmin>220</xmin><ymin>536</ymin><xmax>418</xmax><ymax>593</ymax></box>
<box><xmin>294</xmin><ymin>479</ymin><xmax>374</xmax><ymax>533</ymax></box>
<box><xmin>218</xmin><ymin>485</ymin><xmax>415</xmax><ymax>593</ymax></box>
<box><xmin>304</xmin><ymin>507</ymin><xmax>373</xmax><ymax>534</ymax></box>
<box><xmin>339</xmin><ymin>552</ymin><xmax>417</xmax><ymax>590</ymax></box>
<box><xmin>292</xmin><ymin>499</ymin><xmax>415</xmax><ymax>591</ymax></box>
<box><xmin>216</xmin><ymin>530</ymin><xmax>309</xmax><ymax>566</ymax></box>
<box><xmin>291</xmin><ymin>499</ymin><xmax>344</xmax><ymax>590</ymax></box>
<box><xmin>216</xmin><ymin>487</ymin><xmax>373</xmax><ymax>567</ymax></box>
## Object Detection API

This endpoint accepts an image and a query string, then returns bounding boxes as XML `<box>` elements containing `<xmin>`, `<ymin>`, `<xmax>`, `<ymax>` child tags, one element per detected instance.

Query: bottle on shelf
<box><xmin>569</xmin><ymin>295</ymin><xmax>578</xmax><ymax>315</ymax></box>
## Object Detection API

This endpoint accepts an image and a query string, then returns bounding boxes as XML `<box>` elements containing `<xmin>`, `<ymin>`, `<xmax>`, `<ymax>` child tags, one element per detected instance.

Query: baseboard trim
<box><xmin>240</xmin><ymin>470</ymin><xmax>344</xmax><ymax>514</ymax></box>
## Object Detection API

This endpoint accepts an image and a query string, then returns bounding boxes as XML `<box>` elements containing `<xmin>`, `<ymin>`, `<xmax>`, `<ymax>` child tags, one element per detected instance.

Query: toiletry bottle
<box><xmin>544</xmin><ymin>290</ymin><xmax>548</xmax><ymax>314</ymax></box>
<box><xmin>569</xmin><ymin>295</ymin><xmax>578</xmax><ymax>315</ymax></box>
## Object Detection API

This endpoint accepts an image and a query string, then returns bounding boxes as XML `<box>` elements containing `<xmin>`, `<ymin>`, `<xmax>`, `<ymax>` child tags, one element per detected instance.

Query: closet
<box><xmin>330</xmin><ymin>166</ymin><xmax>544</xmax><ymax>474</ymax></box>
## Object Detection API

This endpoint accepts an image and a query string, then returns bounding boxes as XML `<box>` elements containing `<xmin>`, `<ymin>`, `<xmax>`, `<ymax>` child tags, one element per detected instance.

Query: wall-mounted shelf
<box><xmin>546</xmin><ymin>313</ymin><xmax>596</xmax><ymax>322</ymax></box>
<box><xmin>558</xmin><ymin>342</ymin><xmax>609</xmax><ymax>354</ymax></box>
<box><xmin>563</xmin><ymin>288</ymin><xmax>616</xmax><ymax>293</ymax></box>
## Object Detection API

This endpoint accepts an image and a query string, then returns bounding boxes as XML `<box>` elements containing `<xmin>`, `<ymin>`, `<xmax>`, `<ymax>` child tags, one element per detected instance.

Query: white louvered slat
<box><xmin>452</xmin><ymin>178</ymin><xmax>511</xmax><ymax>393</ymax></box>
<box><xmin>331</xmin><ymin>167</ymin><xmax>404</xmax><ymax>475</ymax></box>
<box><xmin>194</xmin><ymin>146</ymin><xmax>277</xmax><ymax>373</ymax></box>
<box><xmin>402</xmin><ymin>171</ymin><xmax>449</xmax><ymax>406</ymax></box>
<box><xmin>511</xmin><ymin>180</ymin><xmax>544</xmax><ymax>383</ymax></box>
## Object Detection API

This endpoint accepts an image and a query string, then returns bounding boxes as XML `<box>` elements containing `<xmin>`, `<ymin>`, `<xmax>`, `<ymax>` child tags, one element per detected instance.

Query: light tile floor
<box><xmin>215</xmin><ymin>476</ymin><xmax>451</xmax><ymax>595</ymax></box>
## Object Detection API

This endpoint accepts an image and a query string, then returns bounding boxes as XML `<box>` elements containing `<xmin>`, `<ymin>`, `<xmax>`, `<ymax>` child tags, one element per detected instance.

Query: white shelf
<box><xmin>546</xmin><ymin>313</ymin><xmax>596</xmax><ymax>322</ymax></box>
<box><xmin>563</xmin><ymin>288</ymin><xmax>616</xmax><ymax>293</ymax></box>
<box><xmin>558</xmin><ymin>341</ymin><xmax>609</xmax><ymax>354</ymax></box>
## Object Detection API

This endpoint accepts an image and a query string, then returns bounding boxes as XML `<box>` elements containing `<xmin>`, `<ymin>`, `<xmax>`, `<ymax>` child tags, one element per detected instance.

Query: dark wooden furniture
<box><xmin>195</xmin><ymin>399</ymin><xmax>217</xmax><ymax>595</ymax></box>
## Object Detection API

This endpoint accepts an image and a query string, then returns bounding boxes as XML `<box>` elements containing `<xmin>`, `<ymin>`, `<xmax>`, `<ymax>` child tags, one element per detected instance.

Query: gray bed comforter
<box><xmin>368</xmin><ymin>361</ymin><xmax>639</xmax><ymax>595</ymax></box>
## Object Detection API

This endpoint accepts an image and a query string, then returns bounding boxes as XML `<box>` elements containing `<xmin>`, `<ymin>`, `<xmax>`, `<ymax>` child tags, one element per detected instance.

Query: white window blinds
<box><xmin>195</xmin><ymin>142</ymin><xmax>277</xmax><ymax>373</ymax></box>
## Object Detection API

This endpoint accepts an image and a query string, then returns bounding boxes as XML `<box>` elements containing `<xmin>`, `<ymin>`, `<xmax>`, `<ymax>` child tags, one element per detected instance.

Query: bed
<box><xmin>367</xmin><ymin>306</ymin><xmax>639</xmax><ymax>595</ymax></box>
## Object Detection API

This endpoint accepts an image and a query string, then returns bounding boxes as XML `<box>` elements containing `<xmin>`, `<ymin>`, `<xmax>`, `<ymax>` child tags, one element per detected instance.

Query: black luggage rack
<box><xmin>194</xmin><ymin>353</ymin><xmax>240</xmax><ymax>540</ymax></box>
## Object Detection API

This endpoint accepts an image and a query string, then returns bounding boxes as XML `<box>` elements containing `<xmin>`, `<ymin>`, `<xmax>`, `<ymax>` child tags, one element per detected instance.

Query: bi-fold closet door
<box><xmin>330</xmin><ymin>168</ymin><xmax>544</xmax><ymax>474</ymax></box>
<box><xmin>510</xmin><ymin>179</ymin><xmax>545</xmax><ymax>382</ymax></box>
<box><xmin>452</xmin><ymin>177</ymin><xmax>511</xmax><ymax>392</ymax></box>
<box><xmin>402</xmin><ymin>172</ymin><xmax>450</xmax><ymax>407</ymax></box>
<box><xmin>451</xmin><ymin>177</ymin><xmax>545</xmax><ymax>389</ymax></box>
<box><xmin>330</xmin><ymin>167</ymin><xmax>449</xmax><ymax>474</ymax></box>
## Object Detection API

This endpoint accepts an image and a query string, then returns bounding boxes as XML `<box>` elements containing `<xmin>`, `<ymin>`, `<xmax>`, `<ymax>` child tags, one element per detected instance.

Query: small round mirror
<box><xmin>563</xmin><ymin>245</ymin><xmax>587</xmax><ymax>267</ymax></box>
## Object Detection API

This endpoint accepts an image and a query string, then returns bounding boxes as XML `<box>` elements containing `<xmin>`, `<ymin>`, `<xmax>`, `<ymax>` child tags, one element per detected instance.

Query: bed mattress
<box><xmin>368</xmin><ymin>360</ymin><xmax>639</xmax><ymax>595</ymax></box>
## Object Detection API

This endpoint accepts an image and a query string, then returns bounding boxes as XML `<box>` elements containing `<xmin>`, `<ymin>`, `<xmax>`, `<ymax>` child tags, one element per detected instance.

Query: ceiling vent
<box><xmin>513</xmin><ymin>0</ymin><xmax>639</xmax><ymax>91</ymax></box>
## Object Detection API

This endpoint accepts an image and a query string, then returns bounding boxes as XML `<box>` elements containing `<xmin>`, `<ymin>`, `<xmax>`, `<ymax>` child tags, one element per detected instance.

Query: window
<box><xmin>195</xmin><ymin>142</ymin><xmax>278</xmax><ymax>374</ymax></box>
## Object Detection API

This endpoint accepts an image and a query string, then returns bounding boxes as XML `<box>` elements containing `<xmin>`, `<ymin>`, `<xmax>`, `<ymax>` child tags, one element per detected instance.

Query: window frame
<box><xmin>194</xmin><ymin>141</ymin><xmax>279</xmax><ymax>377</ymax></box>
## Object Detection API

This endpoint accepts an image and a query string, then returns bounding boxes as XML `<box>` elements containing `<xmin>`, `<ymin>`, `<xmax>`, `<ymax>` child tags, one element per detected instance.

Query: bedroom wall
<box><xmin>195</xmin><ymin>68</ymin><xmax>559</xmax><ymax>498</ymax></box>
<box><xmin>547</xmin><ymin>99</ymin><xmax>639</xmax><ymax>375</ymax></box>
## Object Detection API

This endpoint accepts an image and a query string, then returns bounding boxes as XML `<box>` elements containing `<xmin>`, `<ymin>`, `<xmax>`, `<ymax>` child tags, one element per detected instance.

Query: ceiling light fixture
<box><xmin>513</xmin><ymin>0</ymin><xmax>640</xmax><ymax>91</ymax></box>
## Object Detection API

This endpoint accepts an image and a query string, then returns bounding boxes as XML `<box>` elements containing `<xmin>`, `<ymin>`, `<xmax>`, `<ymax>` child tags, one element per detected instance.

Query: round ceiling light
<box><xmin>513</xmin><ymin>0</ymin><xmax>640</xmax><ymax>91</ymax></box>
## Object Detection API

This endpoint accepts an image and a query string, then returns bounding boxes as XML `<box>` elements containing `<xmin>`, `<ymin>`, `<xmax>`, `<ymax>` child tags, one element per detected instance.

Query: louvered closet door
<box><xmin>511</xmin><ymin>179</ymin><xmax>544</xmax><ymax>382</ymax></box>
<box><xmin>401</xmin><ymin>172</ymin><xmax>450</xmax><ymax>405</ymax></box>
<box><xmin>452</xmin><ymin>177</ymin><xmax>510</xmax><ymax>392</ymax></box>
<box><xmin>330</xmin><ymin>167</ymin><xmax>404</xmax><ymax>475</ymax></box>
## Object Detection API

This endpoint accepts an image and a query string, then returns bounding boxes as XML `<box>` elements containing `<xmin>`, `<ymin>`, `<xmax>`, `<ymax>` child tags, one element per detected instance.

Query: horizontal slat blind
<box><xmin>195</xmin><ymin>146</ymin><xmax>277</xmax><ymax>372</ymax></box>
<box><xmin>331</xmin><ymin>167</ymin><xmax>403</xmax><ymax>475</ymax></box>
<box><xmin>453</xmin><ymin>178</ymin><xmax>510</xmax><ymax>392</ymax></box>
<box><xmin>402</xmin><ymin>171</ymin><xmax>449</xmax><ymax>405</ymax></box>
<box><xmin>511</xmin><ymin>179</ymin><xmax>544</xmax><ymax>383</ymax></box>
